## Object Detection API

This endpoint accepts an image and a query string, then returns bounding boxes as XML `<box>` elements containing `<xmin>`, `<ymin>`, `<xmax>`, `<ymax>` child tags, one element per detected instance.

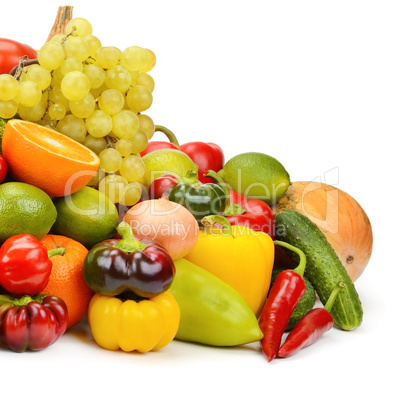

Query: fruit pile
<box><xmin>0</xmin><ymin>9</ymin><xmax>373</xmax><ymax>360</ymax></box>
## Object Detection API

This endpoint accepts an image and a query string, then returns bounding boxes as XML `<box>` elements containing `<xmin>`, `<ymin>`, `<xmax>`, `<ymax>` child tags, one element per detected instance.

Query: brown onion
<box><xmin>123</xmin><ymin>197</ymin><xmax>199</xmax><ymax>260</ymax></box>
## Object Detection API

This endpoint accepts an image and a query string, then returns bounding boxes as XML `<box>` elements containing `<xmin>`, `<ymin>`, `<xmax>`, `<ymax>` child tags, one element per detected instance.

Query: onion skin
<box><xmin>273</xmin><ymin>181</ymin><xmax>373</xmax><ymax>282</ymax></box>
<box><xmin>123</xmin><ymin>197</ymin><xmax>199</xmax><ymax>260</ymax></box>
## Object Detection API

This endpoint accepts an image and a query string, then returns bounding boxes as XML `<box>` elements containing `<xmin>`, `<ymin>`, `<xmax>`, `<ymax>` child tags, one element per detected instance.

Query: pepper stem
<box><xmin>114</xmin><ymin>222</ymin><xmax>147</xmax><ymax>253</ymax></box>
<box><xmin>47</xmin><ymin>247</ymin><xmax>66</xmax><ymax>259</ymax></box>
<box><xmin>154</xmin><ymin>125</ymin><xmax>180</xmax><ymax>147</ymax></box>
<box><xmin>0</xmin><ymin>294</ymin><xmax>45</xmax><ymax>306</ymax></box>
<box><xmin>273</xmin><ymin>240</ymin><xmax>307</xmax><ymax>277</ymax></box>
<box><xmin>324</xmin><ymin>281</ymin><xmax>346</xmax><ymax>312</ymax></box>
<box><xmin>201</xmin><ymin>215</ymin><xmax>233</xmax><ymax>236</ymax></box>
<box><xmin>182</xmin><ymin>169</ymin><xmax>200</xmax><ymax>185</ymax></box>
<box><xmin>205</xmin><ymin>170</ymin><xmax>245</xmax><ymax>216</ymax></box>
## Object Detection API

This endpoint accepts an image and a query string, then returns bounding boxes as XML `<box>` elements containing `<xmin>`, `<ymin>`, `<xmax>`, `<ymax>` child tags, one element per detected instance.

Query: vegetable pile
<box><xmin>0</xmin><ymin>7</ymin><xmax>374</xmax><ymax>361</ymax></box>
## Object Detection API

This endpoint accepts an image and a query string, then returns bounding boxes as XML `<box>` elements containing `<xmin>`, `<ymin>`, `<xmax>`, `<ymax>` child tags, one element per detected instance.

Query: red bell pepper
<box><xmin>205</xmin><ymin>170</ymin><xmax>275</xmax><ymax>237</ymax></box>
<box><xmin>259</xmin><ymin>241</ymin><xmax>307</xmax><ymax>362</ymax></box>
<box><xmin>0</xmin><ymin>293</ymin><xmax>68</xmax><ymax>352</ymax></box>
<box><xmin>0</xmin><ymin>234</ymin><xmax>65</xmax><ymax>296</ymax></box>
<box><xmin>140</xmin><ymin>126</ymin><xmax>224</xmax><ymax>184</ymax></box>
<box><xmin>278</xmin><ymin>281</ymin><xmax>345</xmax><ymax>358</ymax></box>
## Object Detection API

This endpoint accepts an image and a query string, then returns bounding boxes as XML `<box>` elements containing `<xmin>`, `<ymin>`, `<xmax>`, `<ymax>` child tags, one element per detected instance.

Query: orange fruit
<box><xmin>2</xmin><ymin>119</ymin><xmax>100</xmax><ymax>197</ymax></box>
<box><xmin>40</xmin><ymin>234</ymin><xmax>94</xmax><ymax>328</ymax></box>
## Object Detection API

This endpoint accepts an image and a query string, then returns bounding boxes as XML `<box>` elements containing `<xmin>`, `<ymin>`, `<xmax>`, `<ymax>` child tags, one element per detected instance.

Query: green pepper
<box><xmin>168</xmin><ymin>170</ymin><xmax>227</xmax><ymax>221</ymax></box>
<box><xmin>170</xmin><ymin>258</ymin><xmax>263</xmax><ymax>346</ymax></box>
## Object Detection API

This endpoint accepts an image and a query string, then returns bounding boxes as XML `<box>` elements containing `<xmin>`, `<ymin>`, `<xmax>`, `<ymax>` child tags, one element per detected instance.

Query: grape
<box><xmin>138</xmin><ymin>114</ymin><xmax>155</xmax><ymax>140</ymax></box>
<box><xmin>48</xmin><ymin>103</ymin><xmax>67</xmax><ymax>120</ymax></box>
<box><xmin>64</xmin><ymin>36</ymin><xmax>90</xmax><ymax>62</ymax></box>
<box><xmin>61</xmin><ymin>57</ymin><xmax>83</xmax><ymax>75</ymax></box>
<box><xmin>120</xmin><ymin>46</ymin><xmax>148</xmax><ymax>71</ymax></box>
<box><xmin>98</xmin><ymin>174</ymin><xmax>128</xmax><ymax>204</ymax></box>
<box><xmin>83</xmin><ymin>63</ymin><xmax>105</xmax><ymax>89</ymax></box>
<box><xmin>104</xmin><ymin>65</ymin><xmax>131</xmax><ymax>92</ymax></box>
<box><xmin>98</xmin><ymin>89</ymin><xmax>124</xmax><ymax>115</ymax></box>
<box><xmin>49</xmin><ymin>34</ymin><xmax>67</xmax><ymax>45</ymax></box>
<box><xmin>56</xmin><ymin>114</ymin><xmax>87</xmax><ymax>143</ymax></box>
<box><xmin>135</xmin><ymin>73</ymin><xmax>155</xmax><ymax>93</ymax></box>
<box><xmin>95</xmin><ymin>46</ymin><xmax>121</xmax><ymax>69</ymax></box>
<box><xmin>38</xmin><ymin>42</ymin><xmax>65</xmax><ymax>71</ymax></box>
<box><xmin>99</xmin><ymin>148</ymin><xmax>123</xmax><ymax>173</ymax></box>
<box><xmin>18</xmin><ymin>92</ymin><xmax>48</xmax><ymax>122</ymax></box>
<box><xmin>112</xmin><ymin>110</ymin><xmax>140</xmax><ymax>139</ymax></box>
<box><xmin>49</xmin><ymin>87</ymin><xmax>70</xmax><ymax>109</ymax></box>
<box><xmin>126</xmin><ymin>85</ymin><xmax>153</xmax><ymax>112</ymax></box>
<box><xmin>87</xmin><ymin>168</ymin><xmax>105</xmax><ymax>188</ymax></box>
<box><xmin>82</xmin><ymin>35</ymin><xmax>102</xmax><ymax>58</ymax></box>
<box><xmin>65</xmin><ymin>17</ymin><xmax>93</xmax><ymax>37</ymax></box>
<box><xmin>69</xmin><ymin>93</ymin><xmax>96</xmax><ymax>118</ymax></box>
<box><xmin>83</xmin><ymin>135</ymin><xmax>107</xmax><ymax>155</ymax></box>
<box><xmin>115</xmin><ymin>139</ymin><xmax>133</xmax><ymax>157</ymax></box>
<box><xmin>130</xmin><ymin>129</ymin><xmax>149</xmax><ymax>153</ymax></box>
<box><xmin>25</xmin><ymin>65</ymin><xmax>52</xmax><ymax>91</ymax></box>
<box><xmin>120</xmin><ymin>181</ymin><xmax>142</xmax><ymax>206</ymax></box>
<box><xmin>16</xmin><ymin>80</ymin><xmax>42</xmax><ymax>107</ymax></box>
<box><xmin>0</xmin><ymin>74</ymin><xmax>19</xmax><ymax>101</ymax></box>
<box><xmin>119</xmin><ymin>154</ymin><xmax>145</xmax><ymax>182</ymax></box>
<box><xmin>61</xmin><ymin>71</ymin><xmax>91</xmax><ymax>101</ymax></box>
<box><xmin>86</xmin><ymin>110</ymin><xmax>113</xmax><ymax>138</ymax></box>
<box><xmin>0</xmin><ymin>99</ymin><xmax>18</xmax><ymax>119</ymax></box>
<box><xmin>50</xmin><ymin>68</ymin><xmax>65</xmax><ymax>86</ymax></box>
<box><xmin>140</xmin><ymin>49</ymin><xmax>157</xmax><ymax>73</ymax></box>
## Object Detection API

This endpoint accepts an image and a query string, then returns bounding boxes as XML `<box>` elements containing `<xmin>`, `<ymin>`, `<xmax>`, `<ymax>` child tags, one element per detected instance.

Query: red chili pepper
<box><xmin>0</xmin><ymin>234</ymin><xmax>65</xmax><ymax>296</ymax></box>
<box><xmin>0</xmin><ymin>293</ymin><xmax>68</xmax><ymax>352</ymax></box>
<box><xmin>259</xmin><ymin>240</ymin><xmax>307</xmax><ymax>362</ymax></box>
<box><xmin>278</xmin><ymin>281</ymin><xmax>345</xmax><ymax>358</ymax></box>
<box><xmin>148</xmin><ymin>174</ymin><xmax>180</xmax><ymax>199</ymax></box>
<box><xmin>141</xmin><ymin>126</ymin><xmax>225</xmax><ymax>184</ymax></box>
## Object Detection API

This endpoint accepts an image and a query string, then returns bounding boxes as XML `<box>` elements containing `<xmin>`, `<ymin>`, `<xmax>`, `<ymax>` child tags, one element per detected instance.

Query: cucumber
<box><xmin>275</xmin><ymin>209</ymin><xmax>363</xmax><ymax>330</ymax></box>
<box><xmin>270</xmin><ymin>269</ymin><xmax>316</xmax><ymax>331</ymax></box>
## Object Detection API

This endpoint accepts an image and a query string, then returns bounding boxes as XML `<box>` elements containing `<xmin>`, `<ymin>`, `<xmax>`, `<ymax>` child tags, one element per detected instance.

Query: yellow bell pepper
<box><xmin>184</xmin><ymin>215</ymin><xmax>274</xmax><ymax>316</ymax></box>
<box><xmin>87</xmin><ymin>291</ymin><xmax>180</xmax><ymax>353</ymax></box>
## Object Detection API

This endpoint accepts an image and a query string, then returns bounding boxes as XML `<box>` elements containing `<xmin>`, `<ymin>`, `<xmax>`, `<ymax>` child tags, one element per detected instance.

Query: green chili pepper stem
<box><xmin>205</xmin><ymin>170</ymin><xmax>245</xmax><ymax>216</ymax></box>
<box><xmin>47</xmin><ymin>247</ymin><xmax>66</xmax><ymax>259</ymax></box>
<box><xmin>324</xmin><ymin>281</ymin><xmax>346</xmax><ymax>312</ymax></box>
<box><xmin>154</xmin><ymin>125</ymin><xmax>180</xmax><ymax>147</ymax></box>
<box><xmin>273</xmin><ymin>240</ymin><xmax>307</xmax><ymax>277</ymax></box>
<box><xmin>114</xmin><ymin>222</ymin><xmax>147</xmax><ymax>253</ymax></box>
<box><xmin>201</xmin><ymin>215</ymin><xmax>233</xmax><ymax>236</ymax></box>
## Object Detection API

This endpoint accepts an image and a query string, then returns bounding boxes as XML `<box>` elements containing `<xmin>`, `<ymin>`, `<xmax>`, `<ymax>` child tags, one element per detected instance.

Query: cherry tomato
<box><xmin>0</xmin><ymin>38</ymin><xmax>37</xmax><ymax>74</ymax></box>
<box><xmin>0</xmin><ymin>155</ymin><xmax>8</xmax><ymax>183</ymax></box>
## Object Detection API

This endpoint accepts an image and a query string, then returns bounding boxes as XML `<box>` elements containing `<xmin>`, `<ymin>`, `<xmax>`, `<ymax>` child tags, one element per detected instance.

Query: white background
<box><xmin>1</xmin><ymin>1</ymin><xmax>401</xmax><ymax>401</ymax></box>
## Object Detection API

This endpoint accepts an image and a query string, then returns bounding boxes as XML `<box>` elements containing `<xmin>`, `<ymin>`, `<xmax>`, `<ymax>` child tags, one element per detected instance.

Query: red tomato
<box><xmin>0</xmin><ymin>38</ymin><xmax>37</xmax><ymax>74</ymax></box>
<box><xmin>0</xmin><ymin>155</ymin><xmax>8</xmax><ymax>183</ymax></box>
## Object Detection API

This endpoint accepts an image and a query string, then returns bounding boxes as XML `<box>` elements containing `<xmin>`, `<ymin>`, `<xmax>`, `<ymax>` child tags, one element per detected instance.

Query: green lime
<box><xmin>141</xmin><ymin>149</ymin><xmax>198</xmax><ymax>188</ymax></box>
<box><xmin>52</xmin><ymin>186</ymin><xmax>119</xmax><ymax>249</ymax></box>
<box><xmin>0</xmin><ymin>182</ymin><xmax>57</xmax><ymax>244</ymax></box>
<box><xmin>217</xmin><ymin>152</ymin><xmax>290</xmax><ymax>206</ymax></box>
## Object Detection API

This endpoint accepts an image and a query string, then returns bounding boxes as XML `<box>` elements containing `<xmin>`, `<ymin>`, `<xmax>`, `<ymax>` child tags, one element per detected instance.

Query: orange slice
<box><xmin>2</xmin><ymin>119</ymin><xmax>100</xmax><ymax>197</ymax></box>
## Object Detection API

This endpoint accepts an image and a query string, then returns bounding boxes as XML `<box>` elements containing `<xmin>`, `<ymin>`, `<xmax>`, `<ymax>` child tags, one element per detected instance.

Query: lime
<box><xmin>217</xmin><ymin>152</ymin><xmax>290</xmax><ymax>206</ymax></box>
<box><xmin>141</xmin><ymin>149</ymin><xmax>199</xmax><ymax>188</ymax></box>
<box><xmin>51</xmin><ymin>186</ymin><xmax>119</xmax><ymax>249</ymax></box>
<box><xmin>0</xmin><ymin>182</ymin><xmax>57</xmax><ymax>244</ymax></box>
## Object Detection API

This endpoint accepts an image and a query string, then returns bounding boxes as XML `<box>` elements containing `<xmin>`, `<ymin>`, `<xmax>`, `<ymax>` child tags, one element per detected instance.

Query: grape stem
<box><xmin>154</xmin><ymin>125</ymin><xmax>180</xmax><ymax>147</ymax></box>
<box><xmin>9</xmin><ymin>56</ymin><xmax>39</xmax><ymax>78</ymax></box>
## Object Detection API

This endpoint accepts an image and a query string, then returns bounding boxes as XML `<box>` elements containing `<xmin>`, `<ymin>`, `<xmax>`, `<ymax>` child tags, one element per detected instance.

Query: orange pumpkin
<box><xmin>273</xmin><ymin>181</ymin><xmax>373</xmax><ymax>282</ymax></box>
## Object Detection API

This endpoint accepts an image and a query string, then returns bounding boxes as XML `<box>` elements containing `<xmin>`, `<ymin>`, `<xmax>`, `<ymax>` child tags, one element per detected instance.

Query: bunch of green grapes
<box><xmin>0</xmin><ymin>16</ymin><xmax>157</xmax><ymax>207</ymax></box>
